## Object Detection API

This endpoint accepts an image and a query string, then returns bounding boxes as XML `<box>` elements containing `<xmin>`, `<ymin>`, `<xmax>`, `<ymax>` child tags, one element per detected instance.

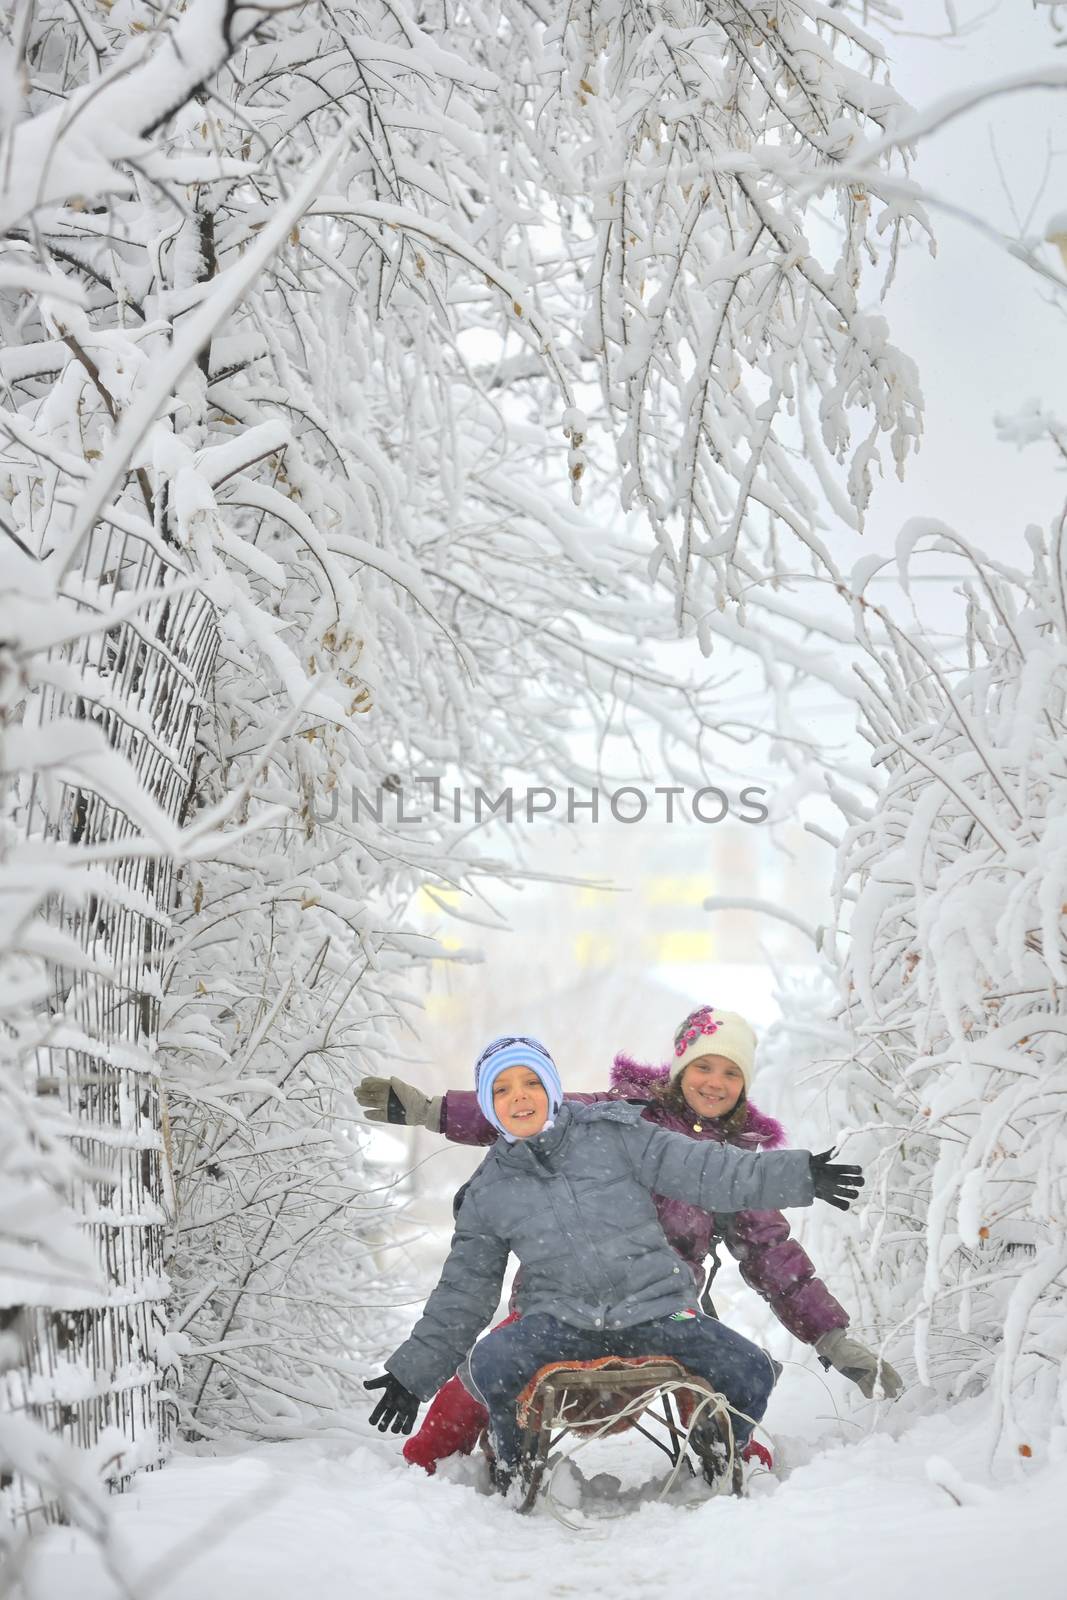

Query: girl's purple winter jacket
<box><xmin>439</xmin><ymin>1053</ymin><xmax>848</xmax><ymax>1346</ymax></box>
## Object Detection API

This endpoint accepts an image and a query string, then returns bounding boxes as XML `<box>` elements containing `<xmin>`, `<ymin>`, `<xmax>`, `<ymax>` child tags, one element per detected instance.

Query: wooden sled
<box><xmin>509</xmin><ymin>1354</ymin><xmax>745</xmax><ymax>1513</ymax></box>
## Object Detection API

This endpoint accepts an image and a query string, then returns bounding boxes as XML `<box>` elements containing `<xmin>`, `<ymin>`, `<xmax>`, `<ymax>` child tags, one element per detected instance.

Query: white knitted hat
<box><xmin>669</xmin><ymin>1005</ymin><xmax>757</xmax><ymax>1092</ymax></box>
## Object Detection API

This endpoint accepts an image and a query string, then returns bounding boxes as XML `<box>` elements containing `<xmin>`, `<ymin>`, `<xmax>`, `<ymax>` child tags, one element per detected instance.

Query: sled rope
<box><xmin>536</xmin><ymin>1378</ymin><xmax>760</xmax><ymax>1532</ymax></box>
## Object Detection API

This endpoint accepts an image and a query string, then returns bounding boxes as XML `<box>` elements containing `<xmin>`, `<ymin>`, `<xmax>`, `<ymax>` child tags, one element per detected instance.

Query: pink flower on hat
<box><xmin>674</xmin><ymin>1005</ymin><xmax>721</xmax><ymax>1054</ymax></box>
<box><xmin>670</xmin><ymin>1006</ymin><xmax>755</xmax><ymax>1089</ymax></box>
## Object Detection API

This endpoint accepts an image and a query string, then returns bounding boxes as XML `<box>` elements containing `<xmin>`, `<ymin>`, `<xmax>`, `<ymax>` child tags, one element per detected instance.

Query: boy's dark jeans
<box><xmin>467</xmin><ymin>1309</ymin><xmax>777</xmax><ymax>1469</ymax></box>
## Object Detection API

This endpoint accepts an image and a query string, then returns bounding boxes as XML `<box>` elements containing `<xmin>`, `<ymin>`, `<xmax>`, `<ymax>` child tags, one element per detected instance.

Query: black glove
<box><xmin>810</xmin><ymin>1148</ymin><xmax>864</xmax><ymax>1211</ymax></box>
<box><xmin>363</xmin><ymin>1372</ymin><xmax>420</xmax><ymax>1434</ymax></box>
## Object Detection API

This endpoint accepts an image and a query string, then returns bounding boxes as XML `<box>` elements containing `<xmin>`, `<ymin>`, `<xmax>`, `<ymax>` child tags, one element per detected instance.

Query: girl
<box><xmin>362</xmin><ymin>1020</ymin><xmax>866</xmax><ymax>1491</ymax></box>
<box><xmin>359</xmin><ymin>1006</ymin><xmax>900</xmax><ymax>1475</ymax></box>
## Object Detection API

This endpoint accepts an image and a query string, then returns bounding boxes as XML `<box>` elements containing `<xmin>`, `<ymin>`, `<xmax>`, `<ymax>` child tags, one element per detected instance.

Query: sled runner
<box><xmin>507</xmin><ymin>1355</ymin><xmax>745</xmax><ymax>1512</ymax></box>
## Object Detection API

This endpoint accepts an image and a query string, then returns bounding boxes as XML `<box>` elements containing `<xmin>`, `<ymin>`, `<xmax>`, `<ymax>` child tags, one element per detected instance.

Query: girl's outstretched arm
<box><xmin>720</xmin><ymin>1209</ymin><xmax>849</xmax><ymax>1343</ymax></box>
<box><xmin>355</xmin><ymin>1075</ymin><xmax>608</xmax><ymax>1144</ymax></box>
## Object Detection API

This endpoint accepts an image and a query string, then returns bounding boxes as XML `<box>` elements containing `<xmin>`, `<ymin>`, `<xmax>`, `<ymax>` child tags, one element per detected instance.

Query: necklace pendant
<box><xmin>693</xmin><ymin>1122</ymin><xmax>703</xmax><ymax>1132</ymax></box>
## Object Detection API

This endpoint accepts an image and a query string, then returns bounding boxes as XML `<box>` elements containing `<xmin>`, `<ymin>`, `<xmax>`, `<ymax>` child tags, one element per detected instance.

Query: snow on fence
<box><xmin>1</xmin><ymin>527</ymin><xmax>218</xmax><ymax>1525</ymax></box>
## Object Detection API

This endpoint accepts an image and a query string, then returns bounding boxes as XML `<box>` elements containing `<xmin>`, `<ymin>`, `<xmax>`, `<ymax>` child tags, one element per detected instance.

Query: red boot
<box><xmin>402</xmin><ymin>1374</ymin><xmax>488</xmax><ymax>1475</ymax></box>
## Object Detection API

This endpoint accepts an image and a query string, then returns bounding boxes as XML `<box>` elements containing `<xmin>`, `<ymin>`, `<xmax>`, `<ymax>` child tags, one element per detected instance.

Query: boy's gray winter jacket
<box><xmin>386</xmin><ymin>1101</ymin><xmax>815</xmax><ymax>1400</ymax></box>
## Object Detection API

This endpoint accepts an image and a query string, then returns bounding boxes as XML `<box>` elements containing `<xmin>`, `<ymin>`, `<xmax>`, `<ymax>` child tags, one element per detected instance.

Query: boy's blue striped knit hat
<box><xmin>475</xmin><ymin>1034</ymin><xmax>562</xmax><ymax>1141</ymax></box>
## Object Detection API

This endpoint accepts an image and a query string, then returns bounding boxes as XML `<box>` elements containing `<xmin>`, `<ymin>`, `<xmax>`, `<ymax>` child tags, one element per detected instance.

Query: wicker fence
<box><xmin>2</xmin><ymin>525</ymin><xmax>218</xmax><ymax>1524</ymax></box>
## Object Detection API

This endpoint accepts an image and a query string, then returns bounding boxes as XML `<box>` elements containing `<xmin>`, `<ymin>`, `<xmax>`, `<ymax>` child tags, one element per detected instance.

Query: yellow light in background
<box><xmin>648</xmin><ymin>931</ymin><xmax>716</xmax><ymax>963</ymax></box>
<box><xmin>642</xmin><ymin>875</ymin><xmax>715</xmax><ymax>906</ymax></box>
<box><xmin>428</xmin><ymin>935</ymin><xmax>465</xmax><ymax>967</ymax></box>
<box><xmin>424</xmin><ymin>992</ymin><xmax>461</xmax><ymax>1018</ymax></box>
<box><xmin>573</xmin><ymin>932</ymin><xmax>617</xmax><ymax>966</ymax></box>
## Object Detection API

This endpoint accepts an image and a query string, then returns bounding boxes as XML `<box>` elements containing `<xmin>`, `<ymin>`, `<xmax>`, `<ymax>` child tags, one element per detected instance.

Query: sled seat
<box><xmin>511</xmin><ymin>1355</ymin><xmax>743</xmax><ymax>1511</ymax></box>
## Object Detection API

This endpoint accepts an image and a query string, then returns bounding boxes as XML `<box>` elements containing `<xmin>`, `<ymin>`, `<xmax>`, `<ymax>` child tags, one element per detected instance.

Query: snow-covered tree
<box><xmin>788</xmin><ymin>474</ymin><xmax>1066</xmax><ymax>1460</ymax></box>
<box><xmin>0</xmin><ymin>529</ymin><xmax>198</xmax><ymax>1555</ymax></box>
<box><xmin>0</xmin><ymin>0</ymin><xmax>369</xmax><ymax>1502</ymax></box>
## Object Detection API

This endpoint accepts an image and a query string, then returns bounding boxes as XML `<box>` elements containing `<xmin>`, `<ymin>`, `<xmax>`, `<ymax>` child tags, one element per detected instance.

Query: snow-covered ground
<box><xmin>27</xmin><ymin>1361</ymin><xmax>1064</xmax><ymax>1600</ymax></box>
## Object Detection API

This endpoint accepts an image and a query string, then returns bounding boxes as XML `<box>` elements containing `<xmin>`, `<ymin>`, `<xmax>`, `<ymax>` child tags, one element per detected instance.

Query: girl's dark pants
<box><xmin>467</xmin><ymin>1309</ymin><xmax>776</xmax><ymax>1469</ymax></box>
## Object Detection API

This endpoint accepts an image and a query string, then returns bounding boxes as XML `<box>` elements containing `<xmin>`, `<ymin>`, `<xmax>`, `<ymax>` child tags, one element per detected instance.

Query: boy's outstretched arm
<box><xmin>627</xmin><ymin>1121</ymin><xmax>862</xmax><ymax>1215</ymax></box>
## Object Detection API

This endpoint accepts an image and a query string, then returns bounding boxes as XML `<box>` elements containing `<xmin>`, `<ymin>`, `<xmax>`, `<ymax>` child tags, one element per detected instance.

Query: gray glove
<box><xmin>355</xmin><ymin>1075</ymin><xmax>442</xmax><ymax>1132</ymax></box>
<box><xmin>815</xmin><ymin>1328</ymin><xmax>903</xmax><ymax>1399</ymax></box>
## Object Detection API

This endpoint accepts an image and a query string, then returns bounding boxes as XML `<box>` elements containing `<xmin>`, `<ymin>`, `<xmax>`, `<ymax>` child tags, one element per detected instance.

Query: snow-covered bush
<box><xmin>810</xmin><ymin>498</ymin><xmax>1067</xmax><ymax>1462</ymax></box>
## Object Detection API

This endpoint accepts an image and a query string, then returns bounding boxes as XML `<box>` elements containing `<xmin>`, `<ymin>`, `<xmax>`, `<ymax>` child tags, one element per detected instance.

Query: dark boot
<box><xmin>689</xmin><ymin>1411</ymin><xmax>732</xmax><ymax>1486</ymax></box>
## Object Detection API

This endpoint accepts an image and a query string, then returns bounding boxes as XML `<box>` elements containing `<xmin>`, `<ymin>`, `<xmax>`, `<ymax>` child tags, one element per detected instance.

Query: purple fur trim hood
<box><xmin>609</xmin><ymin>1053</ymin><xmax>788</xmax><ymax>1150</ymax></box>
